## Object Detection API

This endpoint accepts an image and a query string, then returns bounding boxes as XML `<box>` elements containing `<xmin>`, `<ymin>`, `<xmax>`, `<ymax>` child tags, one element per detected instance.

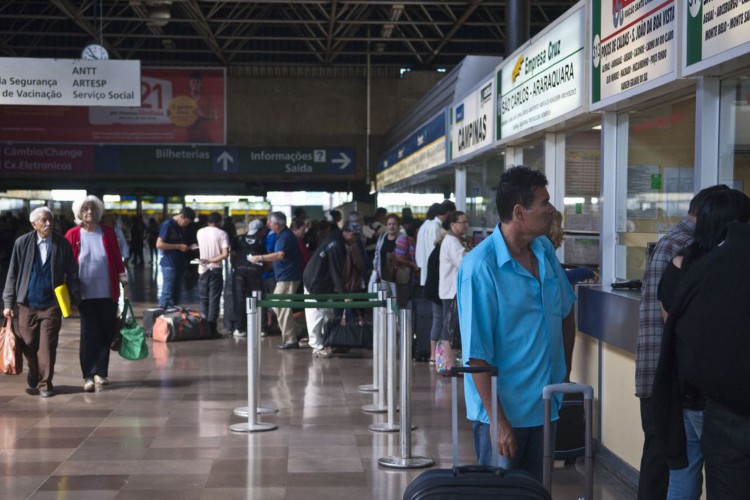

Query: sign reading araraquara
<box><xmin>0</xmin><ymin>58</ymin><xmax>141</xmax><ymax>107</ymax></box>
<box><xmin>684</xmin><ymin>0</ymin><xmax>750</xmax><ymax>75</ymax></box>
<box><xmin>591</xmin><ymin>0</ymin><xmax>677</xmax><ymax>108</ymax></box>
<box><xmin>497</xmin><ymin>8</ymin><xmax>585</xmax><ymax>140</ymax></box>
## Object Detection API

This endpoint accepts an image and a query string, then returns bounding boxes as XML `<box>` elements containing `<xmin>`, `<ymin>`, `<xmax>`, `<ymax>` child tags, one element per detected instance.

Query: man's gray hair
<box><xmin>269</xmin><ymin>211</ymin><xmax>287</xmax><ymax>227</ymax></box>
<box><xmin>72</xmin><ymin>195</ymin><xmax>105</xmax><ymax>225</ymax></box>
<box><xmin>29</xmin><ymin>206</ymin><xmax>53</xmax><ymax>224</ymax></box>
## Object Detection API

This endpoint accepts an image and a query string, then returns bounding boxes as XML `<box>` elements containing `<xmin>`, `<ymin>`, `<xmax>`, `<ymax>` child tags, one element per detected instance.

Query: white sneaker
<box><xmin>233</xmin><ymin>330</ymin><xmax>247</xmax><ymax>338</ymax></box>
<box><xmin>83</xmin><ymin>378</ymin><xmax>95</xmax><ymax>392</ymax></box>
<box><xmin>312</xmin><ymin>348</ymin><xmax>332</xmax><ymax>358</ymax></box>
<box><xmin>94</xmin><ymin>375</ymin><xmax>109</xmax><ymax>385</ymax></box>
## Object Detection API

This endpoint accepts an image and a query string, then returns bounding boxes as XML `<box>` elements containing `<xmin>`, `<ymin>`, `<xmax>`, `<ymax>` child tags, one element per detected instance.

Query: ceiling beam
<box><xmin>425</xmin><ymin>0</ymin><xmax>483</xmax><ymax>65</ymax></box>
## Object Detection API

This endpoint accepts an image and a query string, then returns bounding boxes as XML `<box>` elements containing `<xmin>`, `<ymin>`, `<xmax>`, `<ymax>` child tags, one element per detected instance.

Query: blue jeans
<box><xmin>667</xmin><ymin>409</ymin><xmax>704</xmax><ymax>500</ymax></box>
<box><xmin>160</xmin><ymin>264</ymin><xmax>183</xmax><ymax>308</ymax></box>
<box><xmin>472</xmin><ymin>420</ymin><xmax>555</xmax><ymax>483</ymax></box>
<box><xmin>702</xmin><ymin>398</ymin><xmax>750</xmax><ymax>499</ymax></box>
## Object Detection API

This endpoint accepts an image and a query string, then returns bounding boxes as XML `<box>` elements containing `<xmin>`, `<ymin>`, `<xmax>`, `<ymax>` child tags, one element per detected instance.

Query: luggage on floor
<box><xmin>411</xmin><ymin>297</ymin><xmax>432</xmax><ymax>361</ymax></box>
<box><xmin>142</xmin><ymin>307</ymin><xmax>177</xmax><ymax>338</ymax></box>
<box><xmin>323</xmin><ymin>310</ymin><xmax>373</xmax><ymax>349</ymax></box>
<box><xmin>403</xmin><ymin>366</ymin><xmax>552</xmax><ymax>500</ymax></box>
<box><xmin>543</xmin><ymin>383</ymin><xmax>595</xmax><ymax>500</ymax></box>
<box><xmin>152</xmin><ymin>308</ymin><xmax>215</xmax><ymax>342</ymax></box>
<box><xmin>554</xmin><ymin>392</ymin><xmax>586</xmax><ymax>463</ymax></box>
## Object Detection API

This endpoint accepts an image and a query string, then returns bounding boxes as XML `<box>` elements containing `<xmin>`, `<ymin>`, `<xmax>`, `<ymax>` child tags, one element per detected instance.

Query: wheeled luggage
<box><xmin>411</xmin><ymin>297</ymin><xmax>432</xmax><ymax>361</ymax></box>
<box><xmin>555</xmin><ymin>392</ymin><xmax>586</xmax><ymax>462</ymax></box>
<box><xmin>543</xmin><ymin>383</ymin><xmax>595</xmax><ymax>500</ymax></box>
<box><xmin>152</xmin><ymin>308</ymin><xmax>215</xmax><ymax>342</ymax></box>
<box><xmin>403</xmin><ymin>366</ymin><xmax>553</xmax><ymax>500</ymax></box>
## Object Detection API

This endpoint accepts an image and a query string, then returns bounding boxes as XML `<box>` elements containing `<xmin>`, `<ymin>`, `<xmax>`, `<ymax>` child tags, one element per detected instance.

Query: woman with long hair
<box><xmin>437</xmin><ymin>211</ymin><xmax>470</xmax><ymax>361</ymax></box>
<box><xmin>65</xmin><ymin>195</ymin><xmax>128</xmax><ymax>392</ymax></box>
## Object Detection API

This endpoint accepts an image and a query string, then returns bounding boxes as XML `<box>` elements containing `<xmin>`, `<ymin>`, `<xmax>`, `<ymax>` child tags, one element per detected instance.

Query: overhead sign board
<box><xmin>0</xmin><ymin>58</ymin><xmax>141</xmax><ymax>107</ymax></box>
<box><xmin>377</xmin><ymin>113</ymin><xmax>446</xmax><ymax>188</ymax></box>
<box><xmin>451</xmin><ymin>78</ymin><xmax>495</xmax><ymax>161</ymax></box>
<box><xmin>498</xmin><ymin>7</ymin><xmax>585</xmax><ymax>140</ymax></box>
<box><xmin>591</xmin><ymin>0</ymin><xmax>677</xmax><ymax>109</ymax></box>
<box><xmin>683</xmin><ymin>0</ymin><xmax>750</xmax><ymax>75</ymax></box>
<box><xmin>0</xmin><ymin>145</ymin><xmax>355</xmax><ymax>178</ymax></box>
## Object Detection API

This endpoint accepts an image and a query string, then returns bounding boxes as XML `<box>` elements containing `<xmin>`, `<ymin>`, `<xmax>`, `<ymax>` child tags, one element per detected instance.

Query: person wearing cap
<box><xmin>248</xmin><ymin>212</ymin><xmax>303</xmax><ymax>350</ymax></box>
<box><xmin>156</xmin><ymin>207</ymin><xmax>195</xmax><ymax>309</ymax></box>
<box><xmin>230</xmin><ymin>219</ymin><xmax>267</xmax><ymax>337</ymax></box>
<box><xmin>196</xmin><ymin>212</ymin><xmax>229</xmax><ymax>337</ymax></box>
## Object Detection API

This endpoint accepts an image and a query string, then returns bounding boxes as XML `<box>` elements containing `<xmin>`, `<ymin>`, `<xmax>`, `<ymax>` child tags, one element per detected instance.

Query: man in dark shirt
<box><xmin>156</xmin><ymin>207</ymin><xmax>195</xmax><ymax>308</ymax></box>
<box><xmin>248</xmin><ymin>212</ymin><xmax>302</xmax><ymax>349</ymax></box>
<box><xmin>230</xmin><ymin>219</ymin><xmax>266</xmax><ymax>337</ymax></box>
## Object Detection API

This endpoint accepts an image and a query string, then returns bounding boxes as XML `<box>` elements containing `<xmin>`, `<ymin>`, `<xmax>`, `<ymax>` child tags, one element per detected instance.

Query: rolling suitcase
<box><xmin>403</xmin><ymin>366</ymin><xmax>552</xmax><ymax>500</ymax></box>
<box><xmin>543</xmin><ymin>383</ymin><xmax>595</xmax><ymax>500</ymax></box>
<box><xmin>555</xmin><ymin>392</ymin><xmax>586</xmax><ymax>463</ymax></box>
<box><xmin>411</xmin><ymin>297</ymin><xmax>433</xmax><ymax>361</ymax></box>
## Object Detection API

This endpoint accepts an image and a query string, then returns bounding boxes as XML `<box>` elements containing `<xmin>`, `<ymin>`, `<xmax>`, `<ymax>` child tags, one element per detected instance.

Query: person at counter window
<box><xmin>457</xmin><ymin>166</ymin><xmax>576</xmax><ymax>482</ymax></box>
<box><xmin>547</xmin><ymin>210</ymin><xmax>598</xmax><ymax>285</ymax></box>
<box><xmin>653</xmin><ymin>189</ymin><xmax>749</xmax><ymax>500</ymax></box>
<box><xmin>635</xmin><ymin>184</ymin><xmax>728</xmax><ymax>500</ymax></box>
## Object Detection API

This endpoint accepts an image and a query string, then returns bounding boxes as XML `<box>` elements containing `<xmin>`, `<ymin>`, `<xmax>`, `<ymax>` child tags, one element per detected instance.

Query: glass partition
<box><xmin>719</xmin><ymin>76</ymin><xmax>750</xmax><ymax>196</ymax></box>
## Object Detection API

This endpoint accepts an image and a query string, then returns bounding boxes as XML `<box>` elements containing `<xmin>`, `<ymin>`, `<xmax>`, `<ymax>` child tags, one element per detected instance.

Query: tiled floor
<box><xmin>0</xmin><ymin>262</ymin><xmax>637</xmax><ymax>499</ymax></box>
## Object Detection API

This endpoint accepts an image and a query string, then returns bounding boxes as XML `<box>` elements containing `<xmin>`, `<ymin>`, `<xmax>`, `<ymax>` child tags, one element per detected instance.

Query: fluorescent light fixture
<box><xmin>390</xmin><ymin>4</ymin><xmax>404</xmax><ymax>22</ymax></box>
<box><xmin>103</xmin><ymin>195</ymin><xmax>121</xmax><ymax>202</ymax></box>
<box><xmin>50</xmin><ymin>190</ymin><xmax>87</xmax><ymax>202</ymax></box>
<box><xmin>592</xmin><ymin>124</ymin><xmax>602</xmax><ymax>130</ymax></box>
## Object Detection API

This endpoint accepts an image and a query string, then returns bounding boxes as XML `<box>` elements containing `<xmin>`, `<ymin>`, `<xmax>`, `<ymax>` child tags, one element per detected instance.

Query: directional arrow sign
<box><xmin>332</xmin><ymin>151</ymin><xmax>351</xmax><ymax>170</ymax></box>
<box><xmin>217</xmin><ymin>151</ymin><xmax>234</xmax><ymax>171</ymax></box>
<box><xmin>211</xmin><ymin>148</ymin><xmax>239</xmax><ymax>173</ymax></box>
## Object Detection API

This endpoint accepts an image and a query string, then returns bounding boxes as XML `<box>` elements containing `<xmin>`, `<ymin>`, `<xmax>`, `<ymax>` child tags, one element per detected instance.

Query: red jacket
<box><xmin>65</xmin><ymin>224</ymin><xmax>125</xmax><ymax>301</ymax></box>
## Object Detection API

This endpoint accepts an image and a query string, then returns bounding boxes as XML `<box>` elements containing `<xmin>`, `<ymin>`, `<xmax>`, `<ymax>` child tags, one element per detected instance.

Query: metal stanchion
<box><xmin>234</xmin><ymin>291</ymin><xmax>278</xmax><ymax>418</ymax></box>
<box><xmin>358</xmin><ymin>283</ymin><xmax>380</xmax><ymax>393</ymax></box>
<box><xmin>362</xmin><ymin>290</ymin><xmax>388</xmax><ymax>412</ymax></box>
<box><xmin>378</xmin><ymin>308</ymin><xmax>433</xmax><ymax>469</ymax></box>
<box><xmin>230</xmin><ymin>296</ymin><xmax>277</xmax><ymax>433</ymax></box>
<box><xmin>368</xmin><ymin>297</ymin><xmax>399</xmax><ymax>428</ymax></box>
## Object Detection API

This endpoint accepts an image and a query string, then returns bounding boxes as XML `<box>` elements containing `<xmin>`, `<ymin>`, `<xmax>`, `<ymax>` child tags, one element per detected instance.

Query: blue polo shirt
<box><xmin>158</xmin><ymin>218</ymin><xmax>184</xmax><ymax>268</ymax></box>
<box><xmin>457</xmin><ymin>224</ymin><xmax>575</xmax><ymax>427</ymax></box>
<box><xmin>273</xmin><ymin>227</ymin><xmax>302</xmax><ymax>282</ymax></box>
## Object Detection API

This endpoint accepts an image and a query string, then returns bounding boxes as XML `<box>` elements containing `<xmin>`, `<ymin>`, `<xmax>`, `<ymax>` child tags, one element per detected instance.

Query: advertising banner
<box><xmin>498</xmin><ymin>8</ymin><xmax>585</xmax><ymax>140</ymax></box>
<box><xmin>0</xmin><ymin>58</ymin><xmax>141</xmax><ymax>107</ymax></box>
<box><xmin>684</xmin><ymin>0</ymin><xmax>750</xmax><ymax>75</ymax></box>
<box><xmin>377</xmin><ymin>113</ymin><xmax>446</xmax><ymax>188</ymax></box>
<box><xmin>451</xmin><ymin>78</ymin><xmax>494</xmax><ymax>161</ymax></box>
<box><xmin>0</xmin><ymin>68</ymin><xmax>226</xmax><ymax>144</ymax></box>
<box><xmin>591</xmin><ymin>0</ymin><xmax>677</xmax><ymax>108</ymax></box>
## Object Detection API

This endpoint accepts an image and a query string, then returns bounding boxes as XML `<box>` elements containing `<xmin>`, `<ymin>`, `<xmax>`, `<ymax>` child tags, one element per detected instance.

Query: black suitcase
<box><xmin>555</xmin><ymin>392</ymin><xmax>585</xmax><ymax>462</ymax></box>
<box><xmin>411</xmin><ymin>297</ymin><xmax>433</xmax><ymax>361</ymax></box>
<box><xmin>403</xmin><ymin>366</ymin><xmax>552</xmax><ymax>500</ymax></box>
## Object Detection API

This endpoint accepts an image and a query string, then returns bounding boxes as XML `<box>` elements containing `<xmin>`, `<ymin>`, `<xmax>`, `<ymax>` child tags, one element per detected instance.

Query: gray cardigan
<box><xmin>2</xmin><ymin>231</ymin><xmax>80</xmax><ymax>310</ymax></box>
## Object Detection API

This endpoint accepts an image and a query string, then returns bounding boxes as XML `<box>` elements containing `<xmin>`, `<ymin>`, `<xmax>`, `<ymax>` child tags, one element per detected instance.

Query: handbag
<box><xmin>446</xmin><ymin>297</ymin><xmax>462</xmax><ymax>350</ymax></box>
<box><xmin>118</xmin><ymin>300</ymin><xmax>149</xmax><ymax>361</ymax></box>
<box><xmin>0</xmin><ymin>317</ymin><xmax>23</xmax><ymax>375</ymax></box>
<box><xmin>435</xmin><ymin>340</ymin><xmax>461</xmax><ymax>375</ymax></box>
<box><xmin>323</xmin><ymin>310</ymin><xmax>373</xmax><ymax>349</ymax></box>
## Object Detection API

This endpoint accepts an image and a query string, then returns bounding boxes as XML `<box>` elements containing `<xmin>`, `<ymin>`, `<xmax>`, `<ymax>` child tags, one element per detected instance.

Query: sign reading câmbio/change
<box><xmin>684</xmin><ymin>0</ymin><xmax>750</xmax><ymax>75</ymax></box>
<box><xmin>0</xmin><ymin>58</ymin><xmax>141</xmax><ymax>107</ymax></box>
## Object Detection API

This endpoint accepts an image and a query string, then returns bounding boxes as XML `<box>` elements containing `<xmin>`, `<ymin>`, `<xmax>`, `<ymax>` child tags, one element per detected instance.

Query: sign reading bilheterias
<box><xmin>0</xmin><ymin>58</ymin><xmax>141</xmax><ymax>107</ymax></box>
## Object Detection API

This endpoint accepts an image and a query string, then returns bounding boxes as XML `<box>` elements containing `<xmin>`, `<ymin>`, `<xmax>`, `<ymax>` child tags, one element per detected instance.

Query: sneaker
<box><xmin>94</xmin><ymin>375</ymin><xmax>109</xmax><ymax>385</ymax></box>
<box><xmin>312</xmin><ymin>348</ymin><xmax>332</xmax><ymax>358</ymax></box>
<box><xmin>233</xmin><ymin>330</ymin><xmax>246</xmax><ymax>338</ymax></box>
<box><xmin>39</xmin><ymin>389</ymin><xmax>55</xmax><ymax>398</ymax></box>
<box><xmin>83</xmin><ymin>378</ymin><xmax>95</xmax><ymax>392</ymax></box>
<box><xmin>277</xmin><ymin>342</ymin><xmax>299</xmax><ymax>350</ymax></box>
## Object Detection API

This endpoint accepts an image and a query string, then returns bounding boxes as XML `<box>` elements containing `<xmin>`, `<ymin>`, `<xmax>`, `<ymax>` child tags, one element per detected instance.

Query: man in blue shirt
<box><xmin>457</xmin><ymin>166</ymin><xmax>576</xmax><ymax>482</ymax></box>
<box><xmin>248</xmin><ymin>212</ymin><xmax>302</xmax><ymax>349</ymax></box>
<box><xmin>156</xmin><ymin>207</ymin><xmax>195</xmax><ymax>308</ymax></box>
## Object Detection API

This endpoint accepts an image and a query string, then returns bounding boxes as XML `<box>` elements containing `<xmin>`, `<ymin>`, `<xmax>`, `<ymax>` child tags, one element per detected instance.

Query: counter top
<box><xmin>576</xmin><ymin>285</ymin><xmax>640</xmax><ymax>354</ymax></box>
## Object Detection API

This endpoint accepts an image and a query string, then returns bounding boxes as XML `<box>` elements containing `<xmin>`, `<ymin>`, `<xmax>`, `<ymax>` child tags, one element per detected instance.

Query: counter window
<box><xmin>719</xmin><ymin>77</ymin><xmax>750</xmax><ymax>196</ymax></box>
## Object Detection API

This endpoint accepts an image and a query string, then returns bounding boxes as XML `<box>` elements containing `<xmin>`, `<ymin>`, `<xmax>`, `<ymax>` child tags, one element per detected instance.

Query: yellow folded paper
<box><xmin>54</xmin><ymin>283</ymin><xmax>71</xmax><ymax>318</ymax></box>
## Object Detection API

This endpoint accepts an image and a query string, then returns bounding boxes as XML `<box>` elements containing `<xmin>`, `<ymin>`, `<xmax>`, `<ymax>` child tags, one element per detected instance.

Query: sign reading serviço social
<box><xmin>591</xmin><ymin>0</ymin><xmax>676</xmax><ymax>107</ymax></box>
<box><xmin>498</xmin><ymin>7</ymin><xmax>585</xmax><ymax>140</ymax></box>
<box><xmin>451</xmin><ymin>78</ymin><xmax>494</xmax><ymax>161</ymax></box>
<box><xmin>684</xmin><ymin>0</ymin><xmax>750</xmax><ymax>75</ymax></box>
<box><xmin>0</xmin><ymin>58</ymin><xmax>141</xmax><ymax>107</ymax></box>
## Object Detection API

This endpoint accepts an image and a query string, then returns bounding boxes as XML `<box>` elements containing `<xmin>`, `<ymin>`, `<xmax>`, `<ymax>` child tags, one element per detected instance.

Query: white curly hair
<box><xmin>72</xmin><ymin>195</ymin><xmax>105</xmax><ymax>225</ymax></box>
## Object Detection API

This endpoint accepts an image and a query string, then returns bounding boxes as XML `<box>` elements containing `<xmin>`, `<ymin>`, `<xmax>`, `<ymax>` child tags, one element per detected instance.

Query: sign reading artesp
<box><xmin>0</xmin><ymin>58</ymin><xmax>141</xmax><ymax>107</ymax></box>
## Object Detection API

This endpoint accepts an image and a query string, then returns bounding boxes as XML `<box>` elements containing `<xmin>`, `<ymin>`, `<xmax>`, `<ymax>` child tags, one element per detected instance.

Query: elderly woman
<box><xmin>65</xmin><ymin>195</ymin><xmax>128</xmax><ymax>393</ymax></box>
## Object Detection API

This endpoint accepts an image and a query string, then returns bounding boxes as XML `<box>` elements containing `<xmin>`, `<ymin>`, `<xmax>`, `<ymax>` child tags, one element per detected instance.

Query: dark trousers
<box><xmin>130</xmin><ymin>243</ymin><xmax>144</xmax><ymax>264</ymax></box>
<box><xmin>232</xmin><ymin>268</ymin><xmax>262</xmax><ymax>332</ymax></box>
<box><xmin>17</xmin><ymin>304</ymin><xmax>62</xmax><ymax>391</ymax></box>
<box><xmin>703</xmin><ymin>398</ymin><xmax>750</xmax><ymax>499</ymax></box>
<box><xmin>79</xmin><ymin>299</ymin><xmax>118</xmax><ymax>380</ymax></box>
<box><xmin>638</xmin><ymin>397</ymin><xmax>669</xmax><ymax>500</ymax></box>
<box><xmin>199</xmin><ymin>268</ymin><xmax>223</xmax><ymax>329</ymax></box>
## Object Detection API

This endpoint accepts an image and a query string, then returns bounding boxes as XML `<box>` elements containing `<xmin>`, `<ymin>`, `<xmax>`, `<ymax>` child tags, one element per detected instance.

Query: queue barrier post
<box><xmin>230</xmin><ymin>296</ymin><xmax>277</xmax><ymax>433</ymax></box>
<box><xmin>378</xmin><ymin>308</ymin><xmax>433</xmax><ymax>469</ymax></box>
<box><xmin>369</xmin><ymin>297</ymin><xmax>399</xmax><ymax>431</ymax></box>
<box><xmin>362</xmin><ymin>289</ymin><xmax>388</xmax><ymax>412</ymax></box>
<box><xmin>358</xmin><ymin>282</ymin><xmax>380</xmax><ymax>394</ymax></box>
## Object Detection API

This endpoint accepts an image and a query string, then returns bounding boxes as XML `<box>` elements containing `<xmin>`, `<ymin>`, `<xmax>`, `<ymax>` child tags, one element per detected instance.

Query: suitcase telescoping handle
<box><xmin>542</xmin><ymin>383</ymin><xmax>594</xmax><ymax>500</ymax></box>
<box><xmin>446</xmin><ymin>366</ymin><xmax>499</xmax><ymax>469</ymax></box>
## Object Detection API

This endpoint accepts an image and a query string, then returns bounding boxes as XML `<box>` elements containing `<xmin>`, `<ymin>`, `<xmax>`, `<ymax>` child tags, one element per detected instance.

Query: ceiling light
<box><xmin>390</xmin><ymin>4</ymin><xmax>404</xmax><ymax>22</ymax></box>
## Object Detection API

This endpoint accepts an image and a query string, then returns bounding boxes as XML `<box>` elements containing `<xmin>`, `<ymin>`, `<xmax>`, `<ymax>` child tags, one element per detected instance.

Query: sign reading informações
<box><xmin>0</xmin><ymin>58</ymin><xmax>141</xmax><ymax>107</ymax></box>
<box><xmin>591</xmin><ymin>0</ymin><xmax>677</xmax><ymax>107</ymax></box>
<box><xmin>451</xmin><ymin>79</ymin><xmax>494</xmax><ymax>161</ymax></box>
<box><xmin>684</xmin><ymin>0</ymin><xmax>750</xmax><ymax>75</ymax></box>
<box><xmin>498</xmin><ymin>8</ymin><xmax>585</xmax><ymax>140</ymax></box>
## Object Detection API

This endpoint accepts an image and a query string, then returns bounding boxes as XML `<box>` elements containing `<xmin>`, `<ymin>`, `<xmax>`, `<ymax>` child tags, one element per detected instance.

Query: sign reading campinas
<box><xmin>0</xmin><ymin>58</ymin><xmax>141</xmax><ymax>107</ymax></box>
